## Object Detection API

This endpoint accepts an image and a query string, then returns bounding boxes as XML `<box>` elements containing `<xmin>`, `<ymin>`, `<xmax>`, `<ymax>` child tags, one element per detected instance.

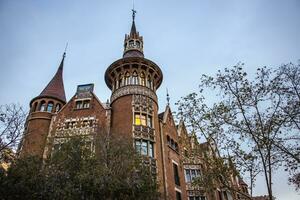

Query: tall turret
<box><xmin>104</xmin><ymin>10</ymin><xmax>165</xmax><ymax>195</ymax></box>
<box><xmin>20</xmin><ymin>52</ymin><xmax>66</xmax><ymax>157</ymax></box>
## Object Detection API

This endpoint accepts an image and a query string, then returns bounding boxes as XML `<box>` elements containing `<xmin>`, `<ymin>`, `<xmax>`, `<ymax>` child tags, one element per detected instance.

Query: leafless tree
<box><xmin>0</xmin><ymin>104</ymin><xmax>26</xmax><ymax>161</ymax></box>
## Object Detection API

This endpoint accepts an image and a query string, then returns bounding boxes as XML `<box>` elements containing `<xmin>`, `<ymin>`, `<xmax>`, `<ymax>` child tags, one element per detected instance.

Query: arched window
<box><xmin>136</xmin><ymin>41</ymin><xmax>140</xmax><ymax>48</ymax></box>
<box><xmin>125</xmin><ymin>72</ymin><xmax>131</xmax><ymax>85</ymax></box>
<box><xmin>147</xmin><ymin>76</ymin><xmax>152</xmax><ymax>89</ymax></box>
<box><xmin>39</xmin><ymin>101</ymin><xmax>46</xmax><ymax>111</ymax></box>
<box><xmin>118</xmin><ymin>74</ymin><xmax>123</xmax><ymax>88</ymax></box>
<box><xmin>32</xmin><ymin>102</ymin><xmax>38</xmax><ymax>112</ymax></box>
<box><xmin>47</xmin><ymin>102</ymin><xmax>54</xmax><ymax>112</ymax></box>
<box><xmin>55</xmin><ymin>104</ymin><xmax>61</xmax><ymax>112</ymax></box>
<box><xmin>140</xmin><ymin>72</ymin><xmax>146</xmax><ymax>86</ymax></box>
<box><xmin>132</xmin><ymin>71</ymin><xmax>138</xmax><ymax>85</ymax></box>
<box><xmin>129</xmin><ymin>40</ymin><xmax>134</xmax><ymax>48</ymax></box>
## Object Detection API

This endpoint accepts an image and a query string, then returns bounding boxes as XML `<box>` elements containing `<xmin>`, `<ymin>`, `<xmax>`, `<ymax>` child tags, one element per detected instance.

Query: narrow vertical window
<box><xmin>83</xmin><ymin>100</ymin><xmax>90</xmax><ymax>108</ymax></box>
<box><xmin>125</xmin><ymin>72</ymin><xmax>130</xmax><ymax>85</ymax></box>
<box><xmin>47</xmin><ymin>102</ymin><xmax>54</xmax><ymax>112</ymax></box>
<box><xmin>141</xmin><ymin>141</ymin><xmax>148</xmax><ymax>156</ymax></box>
<box><xmin>39</xmin><ymin>101</ymin><xmax>46</xmax><ymax>111</ymax></box>
<box><xmin>185</xmin><ymin>169</ymin><xmax>191</xmax><ymax>182</ymax></box>
<box><xmin>135</xmin><ymin>140</ymin><xmax>141</xmax><ymax>153</ymax></box>
<box><xmin>149</xmin><ymin>142</ymin><xmax>154</xmax><ymax>157</ymax></box>
<box><xmin>140</xmin><ymin>72</ymin><xmax>146</xmax><ymax>86</ymax></box>
<box><xmin>176</xmin><ymin>191</ymin><xmax>182</xmax><ymax>200</ymax></box>
<box><xmin>76</xmin><ymin>101</ymin><xmax>83</xmax><ymax>109</ymax></box>
<box><xmin>147</xmin><ymin>115</ymin><xmax>153</xmax><ymax>128</ymax></box>
<box><xmin>134</xmin><ymin>113</ymin><xmax>141</xmax><ymax>125</ymax></box>
<box><xmin>55</xmin><ymin>104</ymin><xmax>61</xmax><ymax>112</ymax></box>
<box><xmin>118</xmin><ymin>74</ymin><xmax>123</xmax><ymax>87</ymax></box>
<box><xmin>141</xmin><ymin>114</ymin><xmax>146</xmax><ymax>126</ymax></box>
<box><xmin>132</xmin><ymin>71</ymin><xmax>138</xmax><ymax>85</ymax></box>
<box><xmin>173</xmin><ymin>163</ymin><xmax>180</xmax><ymax>186</ymax></box>
<box><xmin>147</xmin><ymin>76</ymin><xmax>152</xmax><ymax>89</ymax></box>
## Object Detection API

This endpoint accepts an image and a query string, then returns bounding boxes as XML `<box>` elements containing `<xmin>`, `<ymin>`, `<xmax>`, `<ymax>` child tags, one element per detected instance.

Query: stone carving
<box><xmin>111</xmin><ymin>85</ymin><xmax>157</xmax><ymax>103</ymax></box>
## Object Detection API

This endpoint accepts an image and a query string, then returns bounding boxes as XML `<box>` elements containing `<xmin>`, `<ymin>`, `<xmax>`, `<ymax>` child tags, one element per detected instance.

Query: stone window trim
<box><xmin>134</xmin><ymin>139</ymin><xmax>155</xmax><ymax>158</ymax></box>
<box><xmin>167</xmin><ymin>135</ymin><xmax>180</xmax><ymax>154</ymax></box>
<box><xmin>74</xmin><ymin>98</ymin><xmax>92</xmax><ymax>110</ymax></box>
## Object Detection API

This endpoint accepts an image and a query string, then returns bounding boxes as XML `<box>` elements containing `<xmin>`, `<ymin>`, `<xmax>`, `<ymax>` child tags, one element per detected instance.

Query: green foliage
<box><xmin>0</xmin><ymin>135</ymin><xmax>159</xmax><ymax>200</ymax></box>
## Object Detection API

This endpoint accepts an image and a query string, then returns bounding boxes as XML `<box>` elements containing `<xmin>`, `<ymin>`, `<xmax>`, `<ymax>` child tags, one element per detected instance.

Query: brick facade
<box><xmin>20</xmin><ymin>14</ymin><xmax>250</xmax><ymax>200</ymax></box>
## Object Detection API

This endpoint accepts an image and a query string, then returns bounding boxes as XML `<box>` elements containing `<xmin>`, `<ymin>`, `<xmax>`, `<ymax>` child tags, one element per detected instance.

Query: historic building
<box><xmin>19</xmin><ymin>11</ymin><xmax>249</xmax><ymax>200</ymax></box>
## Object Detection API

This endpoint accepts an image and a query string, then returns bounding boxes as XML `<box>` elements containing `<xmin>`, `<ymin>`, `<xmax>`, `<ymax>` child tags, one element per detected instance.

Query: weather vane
<box><xmin>132</xmin><ymin>0</ymin><xmax>136</xmax><ymax>21</ymax></box>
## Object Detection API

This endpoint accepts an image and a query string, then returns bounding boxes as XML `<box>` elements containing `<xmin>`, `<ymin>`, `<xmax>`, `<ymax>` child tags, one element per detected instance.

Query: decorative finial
<box><xmin>166</xmin><ymin>88</ymin><xmax>170</xmax><ymax>106</ymax></box>
<box><xmin>132</xmin><ymin>7</ymin><xmax>137</xmax><ymax>22</ymax></box>
<box><xmin>63</xmin><ymin>42</ymin><xmax>68</xmax><ymax>57</ymax></box>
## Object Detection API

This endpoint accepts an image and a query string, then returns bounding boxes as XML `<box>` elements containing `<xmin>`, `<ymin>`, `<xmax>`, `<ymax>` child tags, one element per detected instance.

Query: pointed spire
<box><xmin>38</xmin><ymin>51</ymin><xmax>66</xmax><ymax>103</ymax></box>
<box><xmin>123</xmin><ymin>9</ymin><xmax>144</xmax><ymax>58</ymax></box>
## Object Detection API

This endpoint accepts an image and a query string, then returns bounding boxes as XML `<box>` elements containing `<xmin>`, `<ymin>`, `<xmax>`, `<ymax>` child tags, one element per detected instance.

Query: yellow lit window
<box><xmin>135</xmin><ymin>114</ymin><xmax>141</xmax><ymax>125</ymax></box>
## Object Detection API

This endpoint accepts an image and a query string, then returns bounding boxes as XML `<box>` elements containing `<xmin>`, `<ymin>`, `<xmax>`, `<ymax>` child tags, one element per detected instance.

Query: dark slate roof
<box><xmin>38</xmin><ymin>53</ymin><xmax>66</xmax><ymax>102</ymax></box>
<box><xmin>130</xmin><ymin>20</ymin><xmax>137</xmax><ymax>36</ymax></box>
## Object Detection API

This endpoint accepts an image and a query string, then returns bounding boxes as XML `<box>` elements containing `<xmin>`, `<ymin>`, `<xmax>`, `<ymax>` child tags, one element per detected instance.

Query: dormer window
<box><xmin>83</xmin><ymin>100</ymin><xmax>90</xmax><ymax>109</ymax></box>
<box><xmin>75</xmin><ymin>99</ymin><xmax>91</xmax><ymax>110</ymax></box>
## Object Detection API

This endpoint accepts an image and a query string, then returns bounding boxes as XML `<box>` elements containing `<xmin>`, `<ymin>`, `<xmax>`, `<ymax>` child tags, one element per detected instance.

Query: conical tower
<box><xmin>20</xmin><ymin>53</ymin><xmax>67</xmax><ymax>157</ymax></box>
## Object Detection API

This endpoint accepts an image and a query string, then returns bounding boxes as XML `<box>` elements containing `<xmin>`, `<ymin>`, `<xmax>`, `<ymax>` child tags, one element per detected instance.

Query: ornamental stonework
<box><xmin>111</xmin><ymin>85</ymin><xmax>157</xmax><ymax>103</ymax></box>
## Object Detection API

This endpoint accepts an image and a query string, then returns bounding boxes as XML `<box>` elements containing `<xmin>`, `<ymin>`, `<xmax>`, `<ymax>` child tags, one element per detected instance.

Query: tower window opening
<box><xmin>136</xmin><ymin>41</ymin><xmax>140</xmax><ymax>48</ymax></box>
<box><xmin>125</xmin><ymin>72</ymin><xmax>131</xmax><ymax>85</ymax></box>
<box><xmin>129</xmin><ymin>40</ymin><xmax>134</xmax><ymax>48</ymax></box>
<box><xmin>132</xmin><ymin>71</ymin><xmax>138</xmax><ymax>85</ymax></box>
<box><xmin>118</xmin><ymin>74</ymin><xmax>123</xmax><ymax>88</ymax></box>
<box><xmin>47</xmin><ymin>102</ymin><xmax>54</xmax><ymax>112</ymax></box>
<box><xmin>147</xmin><ymin>76</ymin><xmax>153</xmax><ymax>89</ymax></box>
<box><xmin>39</xmin><ymin>101</ymin><xmax>46</xmax><ymax>111</ymax></box>
<box><xmin>55</xmin><ymin>104</ymin><xmax>61</xmax><ymax>112</ymax></box>
<box><xmin>32</xmin><ymin>102</ymin><xmax>38</xmax><ymax>112</ymax></box>
<box><xmin>140</xmin><ymin>72</ymin><xmax>146</xmax><ymax>86</ymax></box>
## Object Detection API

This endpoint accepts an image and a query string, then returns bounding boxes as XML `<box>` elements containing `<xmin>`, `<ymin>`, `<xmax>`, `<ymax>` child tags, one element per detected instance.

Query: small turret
<box><xmin>123</xmin><ymin>9</ymin><xmax>144</xmax><ymax>58</ymax></box>
<box><xmin>20</xmin><ymin>52</ymin><xmax>67</xmax><ymax>157</ymax></box>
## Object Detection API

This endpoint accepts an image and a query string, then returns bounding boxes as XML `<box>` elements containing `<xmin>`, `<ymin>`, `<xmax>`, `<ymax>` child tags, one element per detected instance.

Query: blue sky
<box><xmin>0</xmin><ymin>0</ymin><xmax>299</xmax><ymax>199</ymax></box>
